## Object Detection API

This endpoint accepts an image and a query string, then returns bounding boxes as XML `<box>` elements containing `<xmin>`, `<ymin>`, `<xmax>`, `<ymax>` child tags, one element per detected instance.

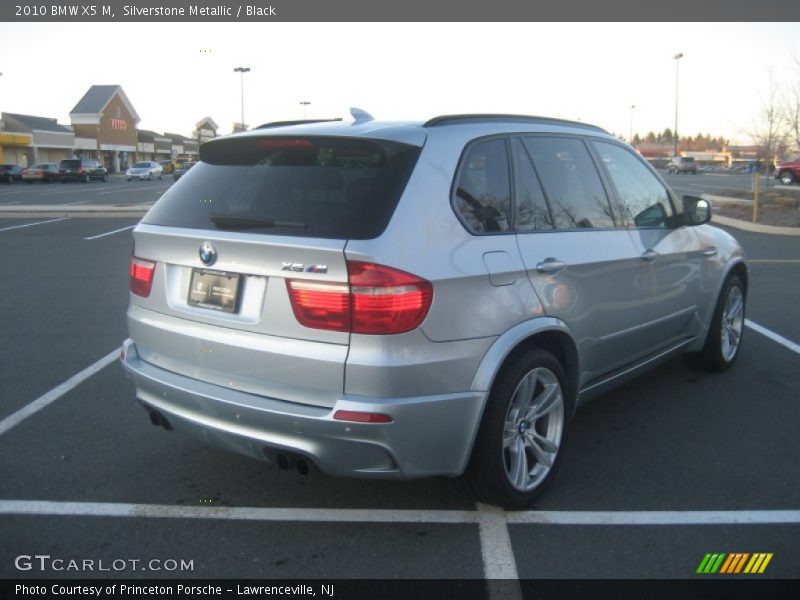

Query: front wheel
<box><xmin>460</xmin><ymin>349</ymin><xmax>570</xmax><ymax>509</ymax></box>
<box><xmin>685</xmin><ymin>276</ymin><xmax>745</xmax><ymax>371</ymax></box>
<box><xmin>779</xmin><ymin>171</ymin><xmax>795</xmax><ymax>185</ymax></box>
<box><xmin>82</xmin><ymin>173</ymin><xmax>90</xmax><ymax>183</ymax></box>
<box><xmin>147</xmin><ymin>173</ymin><xmax>152</xmax><ymax>181</ymax></box>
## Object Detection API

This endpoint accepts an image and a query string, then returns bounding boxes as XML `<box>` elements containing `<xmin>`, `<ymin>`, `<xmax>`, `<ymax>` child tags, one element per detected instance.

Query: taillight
<box><xmin>286</xmin><ymin>280</ymin><xmax>350</xmax><ymax>331</ymax></box>
<box><xmin>348</xmin><ymin>262</ymin><xmax>432</xmax><ymax>334</ymax></box>
<box><xmin>286</xmin><ymin>261</ymin><xmax>432</xmax><ymax>335</ymax></box>
<box><xmin>130</xmin><ymin>257</ymin><xmax>156</xmax><ymax>297</ymax></box>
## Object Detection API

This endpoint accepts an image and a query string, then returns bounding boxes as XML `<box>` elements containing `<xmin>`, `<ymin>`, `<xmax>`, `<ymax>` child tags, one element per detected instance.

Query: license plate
<box><xmin>187</xmin><ymin>268</ymin><xmax>241</xmax><ymax>313</ymax></box>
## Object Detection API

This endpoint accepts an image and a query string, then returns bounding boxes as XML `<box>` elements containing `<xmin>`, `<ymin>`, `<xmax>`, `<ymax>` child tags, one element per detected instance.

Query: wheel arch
<box><xmin>470</xmin><ymin>318</ymin><xmax>579</xmax><ymax>417</ymax></box>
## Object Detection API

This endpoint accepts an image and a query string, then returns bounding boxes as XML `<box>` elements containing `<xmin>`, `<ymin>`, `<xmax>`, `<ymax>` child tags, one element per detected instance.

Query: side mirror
<box><xmin>683</xmin><ymin>195</ymin><xmax>711</xmax><ymax>226</ymax></box>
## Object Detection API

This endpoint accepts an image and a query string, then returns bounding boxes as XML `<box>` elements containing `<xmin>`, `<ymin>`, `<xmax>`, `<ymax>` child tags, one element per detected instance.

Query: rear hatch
<box><xmin>59</xmin><ymin>159</ymin><xmax>81</xmax><ymax>173</ymax></box>
<box><xmin>129</xmin><ymin>133</ymin><xmax>421</xmax><ymax>407</ymax></box>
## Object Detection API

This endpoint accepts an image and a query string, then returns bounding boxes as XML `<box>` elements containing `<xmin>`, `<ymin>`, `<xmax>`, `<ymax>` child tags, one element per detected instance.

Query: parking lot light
<box><xmin>673</xmin><ymin>52</ymin><xmax>683</xmax><ymax>157</ymax></box>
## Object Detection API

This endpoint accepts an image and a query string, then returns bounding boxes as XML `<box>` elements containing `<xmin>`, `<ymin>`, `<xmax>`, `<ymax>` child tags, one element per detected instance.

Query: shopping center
<box><xmin>0</xmin><ymin>84</ymin><xmax>216</xmax><ymax>171</ymax></box>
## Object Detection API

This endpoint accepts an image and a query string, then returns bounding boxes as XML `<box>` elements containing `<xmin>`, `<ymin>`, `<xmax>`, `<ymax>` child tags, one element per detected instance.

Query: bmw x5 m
<box><xmin>121</xmin><ymin>113</ymin><xmax>747</xmax><ymax>508</ymax></box>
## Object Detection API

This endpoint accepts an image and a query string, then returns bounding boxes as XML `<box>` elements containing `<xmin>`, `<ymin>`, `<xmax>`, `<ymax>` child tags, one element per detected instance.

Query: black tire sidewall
<box><xmin>466</xmin><ymin>348</ymin><xmax>571</xmax><ymax>509</ymax></box>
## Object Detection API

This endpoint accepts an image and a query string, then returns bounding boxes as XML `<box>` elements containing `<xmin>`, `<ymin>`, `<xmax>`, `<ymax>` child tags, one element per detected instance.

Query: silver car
<box><xmin>121</xmin><ymin>114</ymin><xmax>747</xmax><ymax>508</ymax></box>
<box><xmin>126</xmin><ymin>161</ymin><xmax>163</xmax><ymax>181</ymax></box>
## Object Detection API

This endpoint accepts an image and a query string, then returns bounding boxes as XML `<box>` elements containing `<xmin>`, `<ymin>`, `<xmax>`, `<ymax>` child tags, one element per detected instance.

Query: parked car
<box><xmin>1</xmin><ymin>164</ymin><xmax>23</xmax><ymax>184</ymax></box>
<box><xmin>172</xmin><ymin>161</ymin><xmax>197</xmax><ymax>182</ymax></box>
<box><xmin>126</xmin><ymin>161</ymin><xmax>163</xmax><ymax>181</ymax></box>
<box><xmin>58</xmin><ymin>158</ymin><xmax>108</xmax><ymax>183</ymax></box>
<box><xmin>159</xmin><ymin>160</ymin><xmax>174</xmax><ymax>174</ymax></box>
<box><xmin>121</xmin><ymin>114</ymin><xmax>748</xmax><ymax>508</ymax></box>
<box><xmin>667</xmin><ymin>155</ymin><xmax>697</xmax><ymax>174</ymax></box>
<box><xmin>774</xmin><ymin>157</ymin><xmax>800</xmax><ymax>185</ymax></box>
<box><xmin>22</xmin><ymin>163</ymin><xmax>59</xmax><ymax>183</ymax></box>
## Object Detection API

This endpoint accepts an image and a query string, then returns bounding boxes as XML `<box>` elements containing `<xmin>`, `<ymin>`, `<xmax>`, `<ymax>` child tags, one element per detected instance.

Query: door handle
<box><xmin>535</xmin><ymin>258</ymin><xmax>567</xmax><ymax>274</ymax></box>
<box><xmin>702</xmin><ymin>247</ymin><xmax>718</xmax><ymax>257</ymax></box>
<box><xmin>641</xmin><ymin>249</ymin><xmax>659</xmax><ymax>262</ymax></box>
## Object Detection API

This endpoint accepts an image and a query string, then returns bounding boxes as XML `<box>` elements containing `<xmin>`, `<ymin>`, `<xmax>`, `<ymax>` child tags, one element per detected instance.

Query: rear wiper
<box><xmin>209</xmin><ymin>213</ymin><xmax>307</xmax><ymax>230</ymax></box>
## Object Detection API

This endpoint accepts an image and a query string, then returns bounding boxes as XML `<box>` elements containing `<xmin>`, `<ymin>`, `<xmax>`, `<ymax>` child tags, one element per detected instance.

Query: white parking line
<box><xmin>0</xmin><ymin>349</ymin><xmax>119</xmax><ymax>437</ymax></box>
<box><xmin>98</xmin><ymin>185</ymin><xmax>169</xmax><ymax>195</ymax></box>
<box><xmin>745</xmin><ymin>319</ymin><xmax>800</xmax><ymax>355</ymax></box>
<box><xmin>0</xmin><ymin>500</ymin><xmax>480</xmax><ymax>523</ymax></box>
<box><xmin>506</xmin><ymin>510</ymin><xmax>800</xmax><ymax>525</ymax></box>
<box><xmin>477</xmin><ymin>503</ymin><xmax>520</xmax><ymax>585</ymax></box>
<box><xmin>84</xmin><ymin>225</ymin><xmax>137</xmax><ymax>240</ymax></box>
<box><xmin>0</xmin><ymin>217</ymin><xmax>69</xmax><ymax>232</ymax></box>
<box><xmin>41</xmin><ymin>187</ymin><xmax>115</xmax><ymax>196</ymax></box>
<box><xmin>2</xmin><ymin>500</ymin><xmax>799</xmax><ymax>527</ymax></box>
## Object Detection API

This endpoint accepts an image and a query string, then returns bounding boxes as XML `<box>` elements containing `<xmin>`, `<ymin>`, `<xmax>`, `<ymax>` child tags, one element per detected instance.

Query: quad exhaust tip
<box><xmin>274</xmin><ymin>452</ymin><xmax>311</xmax><ymax>476</ymax></box>
<box><xmin>148</xmin><ymin>409</ymin><xmax>173</xmax><ymax>431</ymax></box>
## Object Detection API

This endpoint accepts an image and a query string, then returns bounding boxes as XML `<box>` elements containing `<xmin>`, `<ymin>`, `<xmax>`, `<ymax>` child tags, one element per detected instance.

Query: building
<box><xmin>137</xmin><ymin>129</ymin><xmax>172</xmax><ymax>163</ymax></box>
<box><xmin>0</xmin><ymin>112</ymin><xmax>74</xmax><ymax>166</ymax></box>
<box><xmin>165</xmin><ymin>132</ymin><xmax>199</xmax><ymax>159</ymax></box>
<box><xmin>194</xmin><ymin>117</ymin><xmax>218</xmax><ymax>143</ymax></box>
<box><xmin>69</xmin><ymin>85</ymin><xmax>140</xmax><ymax>172</ymax></box>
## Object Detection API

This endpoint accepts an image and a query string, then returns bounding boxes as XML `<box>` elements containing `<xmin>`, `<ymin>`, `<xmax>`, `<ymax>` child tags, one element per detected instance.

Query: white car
<box><xmin>126</xmin><ymin>161</ymin><xmax>163</xmax><ymax>181</ymax></box>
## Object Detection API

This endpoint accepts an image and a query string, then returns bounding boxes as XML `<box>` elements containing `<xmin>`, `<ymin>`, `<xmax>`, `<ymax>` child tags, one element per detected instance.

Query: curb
<box><xmin>711</xmin><ymin>214</ymin><xmax>800</xmax><ymax>236</ymax></box>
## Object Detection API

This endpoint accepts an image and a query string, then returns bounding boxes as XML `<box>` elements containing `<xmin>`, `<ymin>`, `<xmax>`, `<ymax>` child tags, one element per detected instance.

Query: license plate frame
<box><xmin>187</xmin><ymin>268</ymin><xmax>242</xmax><ymax>313</ymax></box>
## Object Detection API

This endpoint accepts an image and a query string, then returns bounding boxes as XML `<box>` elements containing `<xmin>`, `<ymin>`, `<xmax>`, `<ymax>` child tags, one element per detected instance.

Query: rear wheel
<box><xmin>779</xmin><ymin>171</ymin><xmax>795</xmax><ymax>185</ymax></box>
<box><xmin>685</xmin><ymin>276</ymin><xmax>745</xmax><ymax>371</ymax></box>
<box><xmin>82</xmin><ymin>173</ymin><xmax>90</xmax><ymax>183</ymax></box>
<box><xmin>460</xmin><ymin>349</ymin><xmax>569</xmax><ymax>509</ymax></box>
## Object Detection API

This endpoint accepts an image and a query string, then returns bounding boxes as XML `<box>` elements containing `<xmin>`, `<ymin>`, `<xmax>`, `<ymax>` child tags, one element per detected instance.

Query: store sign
<box><xmin>111</xmin><ymin>119</ymin><xmax>128</xmax><ymax>131</ymax></box>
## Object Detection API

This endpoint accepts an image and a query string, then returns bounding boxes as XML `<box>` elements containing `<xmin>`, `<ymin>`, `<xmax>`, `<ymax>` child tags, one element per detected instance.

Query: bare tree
<box><xmin>747</xmin><ymin>68</ymin><xmax>789</xmax><ymax>189</ymax></box>
<box><xmin>783</xmin><ymin>55</ymin><xmax>800</xmax><ymax>154</ymax></box>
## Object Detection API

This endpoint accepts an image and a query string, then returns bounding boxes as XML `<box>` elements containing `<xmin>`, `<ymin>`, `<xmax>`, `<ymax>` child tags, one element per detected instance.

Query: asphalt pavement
<box><xmin>0</xmin><ymin>203</ymin><xmax>798</xmax><ymax>585</ymax></box>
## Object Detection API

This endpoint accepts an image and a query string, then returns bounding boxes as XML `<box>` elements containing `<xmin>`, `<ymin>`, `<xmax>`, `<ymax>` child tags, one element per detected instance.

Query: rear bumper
<box><xmin>120</xmin><ymin>339</ymin><xmax>486</xmax><ymax>479</ymax></box>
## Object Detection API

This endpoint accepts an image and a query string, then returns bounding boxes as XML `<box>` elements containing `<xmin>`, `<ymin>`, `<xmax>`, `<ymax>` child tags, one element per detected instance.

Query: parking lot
<box><xmin>1</xmin><ymin>186</ymin><xmax>799</xmax><ymax>586</ymax></box>
<box><xmin>0</xmin><ymin>176</ymin><xmax>169</xmax><ymax>207</ymax></box>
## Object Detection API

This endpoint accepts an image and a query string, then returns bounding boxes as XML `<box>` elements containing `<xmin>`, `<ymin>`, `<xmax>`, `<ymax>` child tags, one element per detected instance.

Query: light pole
<box><xmin>629</xmin><ymin>104</ymin><xmax>635</xmax><ymax>144</ymax></box>
<box><xmin>233</xmin><ymin>67</ymin><xmax>250</xmax><ymax>130</ymax></box>
<box><xmin>673</xmin><ymin>52</ymin><xmax>683</xmax><ymax>157</ymax></box>
<box><xmin>300</xmin><ymin>101</ymin><xmax>311</xmax><ymax>119</ymax></box>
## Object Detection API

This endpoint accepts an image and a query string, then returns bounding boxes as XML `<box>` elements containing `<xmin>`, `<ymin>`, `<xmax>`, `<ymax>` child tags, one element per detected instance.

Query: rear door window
<box><xmin>142</xmin><ymin>136</ymin><xmax>421</xmax><ymax>240</ymax></box>
<box><xmin>522</xmin><ymin>136</ymin><xmax>616</xmax><ymax>229</ymax></box>
<box><xmin>453</xmin><ymin>138</ymin><xmax>512</xmax><ymax>233</ymax></box>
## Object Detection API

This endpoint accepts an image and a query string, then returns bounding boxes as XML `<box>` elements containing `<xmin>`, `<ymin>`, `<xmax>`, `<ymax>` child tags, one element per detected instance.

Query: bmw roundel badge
<box><xmin>199</xmin><ymin>241</ymin><xmax>217</xmax><ymax>266</ymax></box>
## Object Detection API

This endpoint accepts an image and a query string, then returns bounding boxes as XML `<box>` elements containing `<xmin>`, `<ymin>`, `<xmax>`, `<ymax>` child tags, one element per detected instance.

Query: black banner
<box><xmin>2</xmin><ymin>0</ymin><xmax>800</xmax><ymax>22</ymax></box>
<box><xmin>3</xmin><ymin>579</ymin><xmax>800</xmax><ymax>600</ymax></box>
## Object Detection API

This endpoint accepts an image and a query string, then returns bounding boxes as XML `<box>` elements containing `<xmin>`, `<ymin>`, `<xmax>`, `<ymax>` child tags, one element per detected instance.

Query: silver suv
<box><xmin>121</xmin><ymin>114</ymin><xmax>747</xmax><ymax>508</ymax></box>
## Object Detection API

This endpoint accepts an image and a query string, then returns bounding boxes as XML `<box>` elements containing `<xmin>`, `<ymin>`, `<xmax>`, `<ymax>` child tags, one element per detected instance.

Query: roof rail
<box><xmin>423</xmin><ymin>114</ymin><xmax>607</xmax><ymax>133</ymax></box>
<box><xmin>255</xmin><ymin>118</ymin><xmax>343</xmax><ymax>130</ymax></box>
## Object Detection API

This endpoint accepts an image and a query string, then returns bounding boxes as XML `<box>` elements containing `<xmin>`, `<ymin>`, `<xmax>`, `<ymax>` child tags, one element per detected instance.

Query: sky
<box><xmin>1</xmin><ymin>22</ymin><xmax>799</xmax><ymax>144</ymax></box>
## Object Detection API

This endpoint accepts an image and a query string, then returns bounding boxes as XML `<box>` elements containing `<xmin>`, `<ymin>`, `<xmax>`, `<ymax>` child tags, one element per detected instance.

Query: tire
<box><xmin>26</xmin><ymin>180</ymin><xmax>33</xmax><ymax>184</ymax></box>
<box><xmin>147</xmin><ymin>173</ymin><xmax>152</xmax><ymax>181</ymax></box>
<box><xmin>102</xmin><ymin>173</ymin><xmax>108</xmax><ymax>182</ymax></box>
<box><xmin>5</xmin><ymin>175</ymin><xmax>12</xmax><ymax>184</ymax></box>
<box><xmin>779</xmin><ymin>171</ymin><xmax>795</xmax><ymax>185</ymax></box>
<box><xmin>82</xmin><ymin>173</ymin><xmax>90</xmax><ymax>183</ymax></box>
<box><xmin>684</xmin><ymin>276</ymin><xmax>745</xmax><ymax>372</ymax></box>
<box><xmin>459</xmin><ymin>348</ymin><xmax>570</xmax><ymax>509</ymax></box>
<box><xmin>127</xmin><ymin>178</ymin><xmax>132</xmax><ymax>182</ymax></box>
<box><xmin>158</xmin><ymin>174</ymin><xmax>162</xmax><ymax>180</ymax></box>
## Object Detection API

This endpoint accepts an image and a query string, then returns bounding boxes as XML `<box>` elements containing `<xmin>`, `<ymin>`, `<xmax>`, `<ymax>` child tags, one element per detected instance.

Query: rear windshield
<box><xmin>142</xmin><ymin>136</ymin><xmax>421</xmax><ymax>239</ymax></box>
<box><xmin>133</xmin><ymin>162</ymin><xmax>150</xmax><ymax>168</ymax></box>
<box><xmin>681</xmin><ymin>157</ymin><xmax>695</xmax><ymax>163</ymax></box>
<box><xmin>60</xmin><ymin>160</ymin><xmax>80</xmax><ymax>169</ymax></box>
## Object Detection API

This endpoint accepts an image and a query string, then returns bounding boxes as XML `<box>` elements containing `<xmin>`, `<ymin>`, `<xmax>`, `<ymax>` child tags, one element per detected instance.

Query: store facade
<box><xmin>69</xmin><ymin>85</ymin><xmax>140</xmax><ymax>172</ymax></box>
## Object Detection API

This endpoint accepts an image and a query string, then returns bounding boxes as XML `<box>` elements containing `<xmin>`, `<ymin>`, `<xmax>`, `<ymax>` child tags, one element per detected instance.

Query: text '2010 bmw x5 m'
<box><xmin>121</xmin><ymin>113</ymin><xmax>747</xmax><ymax>508</ymax></box>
